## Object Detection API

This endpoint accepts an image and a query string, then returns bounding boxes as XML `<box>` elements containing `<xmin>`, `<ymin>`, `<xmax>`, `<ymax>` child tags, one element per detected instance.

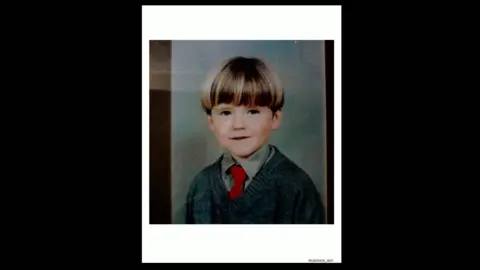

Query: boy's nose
<box><xmin>232</xmin><ymin>113</ymin><xmax>246</xmax><ymax>129</ymax></box>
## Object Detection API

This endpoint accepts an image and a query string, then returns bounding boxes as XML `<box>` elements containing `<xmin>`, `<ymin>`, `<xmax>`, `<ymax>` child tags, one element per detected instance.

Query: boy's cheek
<box><xmin>214</xmin><ymin>125</ymin><xmax>228</xmax><ymax>136</ymax></box>
<box><xmin>215</xmin><ymin>121</ymin><xmax>232</xmax><ymax>135</ymax></box>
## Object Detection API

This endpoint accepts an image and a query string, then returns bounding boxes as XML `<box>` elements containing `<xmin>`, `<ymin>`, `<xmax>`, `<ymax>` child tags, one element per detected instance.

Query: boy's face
<box><xmin>207</xmin><ymin>104</ymin><xmax>282</xmax><ymax>159</ymax></box>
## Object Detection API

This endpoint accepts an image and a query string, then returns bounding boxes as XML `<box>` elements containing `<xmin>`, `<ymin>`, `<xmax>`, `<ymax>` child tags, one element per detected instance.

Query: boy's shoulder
<box><xmin>269</xmin><ymin>146</ymin><xmax>309</xmax><ymax>177</ymax></box>
<box><xmin>268</xmin><ymin>146</ymin><xmax>316</xmax><ymax>189</ymax></box>
<box><xmin>189</xmin><ymin>155</ymin><xmax>222</xmax><ymax>188</ymax></box>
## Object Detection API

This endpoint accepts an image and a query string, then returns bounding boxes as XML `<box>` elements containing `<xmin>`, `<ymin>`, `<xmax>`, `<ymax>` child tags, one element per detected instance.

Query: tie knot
<box><xmin>230</xmin><ymin>165</ymin><xmax>246</xmax><ymax>185</ymax></box>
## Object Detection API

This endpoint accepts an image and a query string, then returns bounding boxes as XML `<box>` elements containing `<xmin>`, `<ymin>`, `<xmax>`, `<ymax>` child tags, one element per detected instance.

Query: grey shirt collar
<box><xmin>221</xmin><ymin>144</ymin><xmax>271</xmax><ymax>180</ymax></box>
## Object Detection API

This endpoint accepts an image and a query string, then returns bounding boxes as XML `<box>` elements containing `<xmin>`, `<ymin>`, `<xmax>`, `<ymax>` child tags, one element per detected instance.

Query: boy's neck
<box><xmin>221</xmin><ymin>143</ymin><xmax>274</xmax><ymax>181</ymax></box>
<box><xmin>229</xmin><ymin>144</ymin><xmax>269</xmax><ymax>163</ymax></box>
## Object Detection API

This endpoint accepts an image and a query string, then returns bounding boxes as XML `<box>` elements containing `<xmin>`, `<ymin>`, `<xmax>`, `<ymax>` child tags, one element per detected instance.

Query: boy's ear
<box><xmin>207</xmin><ymin>115</ymin><xmax>215</xmax><ymax>132</ymax></box>
<box><xmin>272</xmin><ymin>109</ymin><xmax>283</xmax><ymax>130</ymax></box>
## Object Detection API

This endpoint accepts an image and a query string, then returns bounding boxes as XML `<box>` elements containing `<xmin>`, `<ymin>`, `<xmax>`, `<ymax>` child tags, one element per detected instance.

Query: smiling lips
<box><xmin>230</xmin><ymin>136</ymin><xmax>250</xmax><ymax>140</ymax></box>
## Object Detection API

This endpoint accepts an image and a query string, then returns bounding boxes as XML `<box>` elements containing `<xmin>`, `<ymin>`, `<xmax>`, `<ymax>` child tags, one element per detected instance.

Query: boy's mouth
<box><xmin>230</xmin><ymin>136</ymin><xmax>250</xmax><ymax>140</ymax></box>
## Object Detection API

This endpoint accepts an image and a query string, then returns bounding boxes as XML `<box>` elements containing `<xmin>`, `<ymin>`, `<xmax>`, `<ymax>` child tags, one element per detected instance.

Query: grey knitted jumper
<box><xmin>186</xmin><ymin>145</ymin><xmax>325</xmax><ymax>224</ymax></box>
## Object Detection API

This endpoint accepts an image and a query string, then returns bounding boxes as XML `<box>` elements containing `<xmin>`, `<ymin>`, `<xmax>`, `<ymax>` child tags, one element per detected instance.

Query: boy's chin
<box><xmin>227</xmin><ymin>147</ymin><xmax>258</xmax><ymax>159</ymax></box>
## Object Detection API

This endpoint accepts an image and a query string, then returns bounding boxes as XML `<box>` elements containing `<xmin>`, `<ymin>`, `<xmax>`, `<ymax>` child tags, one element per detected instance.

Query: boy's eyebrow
<box><xmin>213</xmin><ymin>105</ymin><xmax>234</xmax><ymax>110</ymax></box>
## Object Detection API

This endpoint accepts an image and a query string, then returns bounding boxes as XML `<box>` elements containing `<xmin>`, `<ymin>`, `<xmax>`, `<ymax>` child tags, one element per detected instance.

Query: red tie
<box><xmin>229</xmin><ymin>165</ymin><xmax>247</xmax><ymax>199</ymax></box>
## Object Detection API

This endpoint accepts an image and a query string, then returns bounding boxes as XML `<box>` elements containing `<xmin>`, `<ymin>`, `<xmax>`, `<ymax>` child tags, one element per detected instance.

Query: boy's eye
<box><xmin>219</xmin><ymin>111</ymin><xmax>232</xmax><ymax>116</ymax></box>
<box><xmin>247</xmin><ymin>109</ymin><xmax>260</xmax><ymax>115</ymax></box>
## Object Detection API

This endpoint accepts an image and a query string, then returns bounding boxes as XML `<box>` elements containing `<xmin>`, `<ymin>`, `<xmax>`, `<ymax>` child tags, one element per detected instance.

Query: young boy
<box><xmin>185</xmin><ymin>56</ymin><xmax>325</xmax><ymax>224</ymax></box>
